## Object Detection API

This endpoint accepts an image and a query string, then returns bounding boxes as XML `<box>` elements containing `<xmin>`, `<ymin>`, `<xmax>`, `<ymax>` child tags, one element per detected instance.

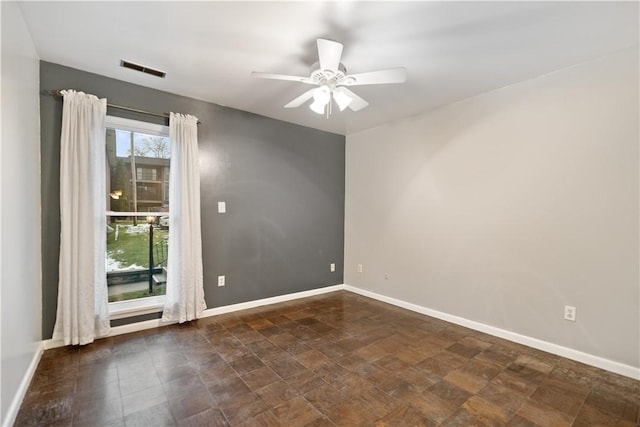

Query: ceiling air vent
<box><xmin>120</xmin><ymin>60</ymin><xmax>166</xmax><ymax>78</ymax></box>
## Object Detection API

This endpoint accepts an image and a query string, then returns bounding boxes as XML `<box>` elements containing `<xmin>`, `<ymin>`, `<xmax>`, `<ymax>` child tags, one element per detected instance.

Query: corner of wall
<box><xmin>344</xmin><ymin>48</ymin><xmax>639</xmax><ymax>370</ymax></box>
<box><xmin>1</xmin><ymin>1</ymin><xmax>43</xmax><ymax>423</ymax></box>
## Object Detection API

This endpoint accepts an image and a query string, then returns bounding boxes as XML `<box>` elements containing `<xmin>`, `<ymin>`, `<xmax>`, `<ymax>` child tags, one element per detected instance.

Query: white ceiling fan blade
<box><xmin>317</xmin><ymin>39</ymin><xmax>343</xmax><ymax>72</ymax></box>
<box><xmin>339</xmin><ymin>88</ymin><xmax>369</xmax><ymax>111</ymax></box>
<box><xmin>341</xmin><ymin>68</ymin><xmax>407</xmax><ymax>86</ymax></box>
<box><xmin>284</xmin><ymin>88</ymin><xmax>316</xmax><ymax>108</ymax></box>
<box><xmin>251</xmin><ymin>72</ymin><xmax>314</xmax><ymax>84</ymax></box>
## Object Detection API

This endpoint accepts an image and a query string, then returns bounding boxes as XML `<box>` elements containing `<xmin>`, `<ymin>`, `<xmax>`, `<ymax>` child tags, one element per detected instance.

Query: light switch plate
<box><xmin>218</xmin><ymin>201</ymin><xmax>226</xmax><ymax>213</ymax></box>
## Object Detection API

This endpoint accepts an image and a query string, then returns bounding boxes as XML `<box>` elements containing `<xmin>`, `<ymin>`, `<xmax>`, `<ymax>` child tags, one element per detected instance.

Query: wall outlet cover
<box><xmin>564</xmin><ymin>305</ymin><xmax>576</xmax><ymax>321</ymax></box>
<box><xmin>218</xmin><ymin>275</ymin><xmax>225</xmax><ymax>287</ymax></box>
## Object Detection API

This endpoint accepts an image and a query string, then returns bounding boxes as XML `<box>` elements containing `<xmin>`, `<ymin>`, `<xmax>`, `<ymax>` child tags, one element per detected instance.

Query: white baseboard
<box><xmin>344</xmin><ymin>285</ymin><xmax>640</xmax><ymax>380</ymax></box>
<box><xmin>199</xmin><ymin>284</ymin><xmax>345</xmax><ymax>318</ymax></box>
<box><xmin>40</xmin><ymin>283</ymin><xmax>638</xmax><ymax>381</ymax></box>
<box><xmin>42</xmin><ymin>284</ymin><xmax>346</xmax><ymax>350</ymax></box>
<box><xmin>2</xmin><ymin>342</ymin><xmax>43</xmax><ymax>427</ymax></box>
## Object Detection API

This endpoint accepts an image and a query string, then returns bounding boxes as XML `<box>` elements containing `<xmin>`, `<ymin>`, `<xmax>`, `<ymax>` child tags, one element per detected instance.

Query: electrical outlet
<box><xmin>218</xmin><ymin>275</ymin><xmax>225</xmax><ymax>287</ymax></box>
<box><xmin>330</xmin><ymin>263</ymin><xmax>336</xmax><ymax>272</ymax></box>
<box><xmin>564</xmin><ymin>305</ymin><xmax>576</xmax><ymax>321</ymax></box>
<box><xmin>357</xmin><ymin>264</ymin><xmax>363</xmax><ymax>273</ymax></box>
<box><xmin>218</xmin><ymin>201</ymin><xmax>226</xmax><ymax>213</ymax></box>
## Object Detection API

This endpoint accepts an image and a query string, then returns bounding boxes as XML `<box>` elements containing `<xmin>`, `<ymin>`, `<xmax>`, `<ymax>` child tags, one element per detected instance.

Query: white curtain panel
<box><xmin>163</xmin><ymin>112</ymin><xmax>206</xmax><ymax>322</ymax></box>
<box><xmin>52</xmin><ymin>90</ymin><xmax>110</xmax><ymax>345</ymax></box>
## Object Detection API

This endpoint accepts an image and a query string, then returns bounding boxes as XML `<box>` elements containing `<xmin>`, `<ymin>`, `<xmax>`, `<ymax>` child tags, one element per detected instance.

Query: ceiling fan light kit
<box><xmin>333</xmin><ymin>88</ymin><xmax>353</xmax><ymax>111</ymax></box>
<box><xmin>251</xmin><ymin>38</ymin><xmax>407</xmax><ymax>117</ymax></box>
<box><xmin>309</xmin><ymin>86</ymin><xmax>331</xmax><ymax>114</ymax></box>
<box><xmin>308</xmin><ymin>85</ymin><xmax>353</xmax><ymax>116</ymax></box>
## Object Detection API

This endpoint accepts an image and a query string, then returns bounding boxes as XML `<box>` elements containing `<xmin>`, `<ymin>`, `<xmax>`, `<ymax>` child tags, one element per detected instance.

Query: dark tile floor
<box><xmin>15</xmin><ymin>291</ymin><xmax>640</xmax><ymax>426</ymax></box>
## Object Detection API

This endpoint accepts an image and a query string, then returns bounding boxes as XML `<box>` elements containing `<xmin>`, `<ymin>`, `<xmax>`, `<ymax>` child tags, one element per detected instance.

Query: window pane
<box><xmin>106</xmin><ymin>217</ymin><xmax>168</xmax><ymax>302</ymax></box>
<box><xmin>106</xmin><ymin>121</ymin><xmax>170</xmax><ymax>303</ymax></box>
<box><xmin>106</xmin><ymin>128</ymin><xmax>170</xmax><ymax>213</ymax></box>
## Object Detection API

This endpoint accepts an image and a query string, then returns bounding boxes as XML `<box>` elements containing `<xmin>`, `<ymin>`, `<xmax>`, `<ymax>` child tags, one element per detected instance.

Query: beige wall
<box><xmin>1</xmin><ymin>2</ymin><xmax>42</xmax><ymax>423</ymax></box>
<box><xmin>345</xmin><ymin>47</ymin><xmax>639</xmax><ymax>368</ymax></box>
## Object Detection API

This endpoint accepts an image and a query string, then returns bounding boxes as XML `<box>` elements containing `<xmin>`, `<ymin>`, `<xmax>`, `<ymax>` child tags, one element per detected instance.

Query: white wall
<box><xmin>1</xmin><ymin>2</ymin><xmax>42</xmax><ymax>424</ymax></box>
<box><xmin>345</xmin><ymin>47</ymin><xmax>639</xmax><ymax>369</ymax></box>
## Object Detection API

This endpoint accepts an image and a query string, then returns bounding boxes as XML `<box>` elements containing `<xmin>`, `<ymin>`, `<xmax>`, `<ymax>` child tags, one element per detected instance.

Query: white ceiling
<box><xmin>19</xmin><ymin>1</ymin><xmax>639</xmax><ymax>136</ymax></box>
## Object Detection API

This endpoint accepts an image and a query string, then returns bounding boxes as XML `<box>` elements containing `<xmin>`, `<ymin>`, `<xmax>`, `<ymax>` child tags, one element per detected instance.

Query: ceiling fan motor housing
<box><xmin>310</xmin><ymin>62</ymin><xmax>347</xmax><ymax>84</ymax></box>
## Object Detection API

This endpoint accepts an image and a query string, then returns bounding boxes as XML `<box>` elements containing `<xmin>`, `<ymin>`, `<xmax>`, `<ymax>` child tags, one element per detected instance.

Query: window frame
<box><xmin>105</xmin><ymin>115</ymin><xmax>170</xmax><ymax>319</ymax></box>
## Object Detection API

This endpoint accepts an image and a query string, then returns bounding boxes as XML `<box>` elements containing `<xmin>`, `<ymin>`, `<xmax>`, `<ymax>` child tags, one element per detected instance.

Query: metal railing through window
<box><xmin>106</xmin><ymin>212</ymin><xmax>169</xmax><ymax>303</ymax></box>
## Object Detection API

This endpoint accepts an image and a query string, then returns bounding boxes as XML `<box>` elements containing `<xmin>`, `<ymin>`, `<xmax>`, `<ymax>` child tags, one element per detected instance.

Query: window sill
<box><xmin>109</xmin><ymin>295</ymin><xmax>165</xmax><ymax>320</ymax></box>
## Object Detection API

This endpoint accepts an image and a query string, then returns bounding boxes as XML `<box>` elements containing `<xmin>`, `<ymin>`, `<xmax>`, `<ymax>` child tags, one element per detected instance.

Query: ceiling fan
<box><xmin>251</xmin><ymin>39</ymin><xmax>406</xmax><ymax>116</ymax></box>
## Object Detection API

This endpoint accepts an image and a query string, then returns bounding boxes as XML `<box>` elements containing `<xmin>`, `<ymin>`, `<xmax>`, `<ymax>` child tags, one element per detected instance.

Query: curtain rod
<box><xmin>48</xmin><ymin>90</ymin><xmax>201</xmax><ymax>124</ymax></box>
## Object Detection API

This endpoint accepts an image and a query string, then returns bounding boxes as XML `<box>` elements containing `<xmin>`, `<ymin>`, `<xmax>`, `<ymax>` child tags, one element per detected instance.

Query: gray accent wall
<box><xmin>40</xmin><ymin>61</ymin><xmax>345</xmax><ymax>339</ymax></box>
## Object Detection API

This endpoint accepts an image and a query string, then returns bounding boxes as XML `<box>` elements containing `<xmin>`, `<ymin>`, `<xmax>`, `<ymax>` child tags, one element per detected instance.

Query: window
<box><xmin>105</xmin><ymin>116</ymin><xmax>170</xmax><ymax>316</ymax></box>
<box><xmin>136</xmin><ymin>167</ymin><xmax>157</xmax><ymax>181</ymax></box>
